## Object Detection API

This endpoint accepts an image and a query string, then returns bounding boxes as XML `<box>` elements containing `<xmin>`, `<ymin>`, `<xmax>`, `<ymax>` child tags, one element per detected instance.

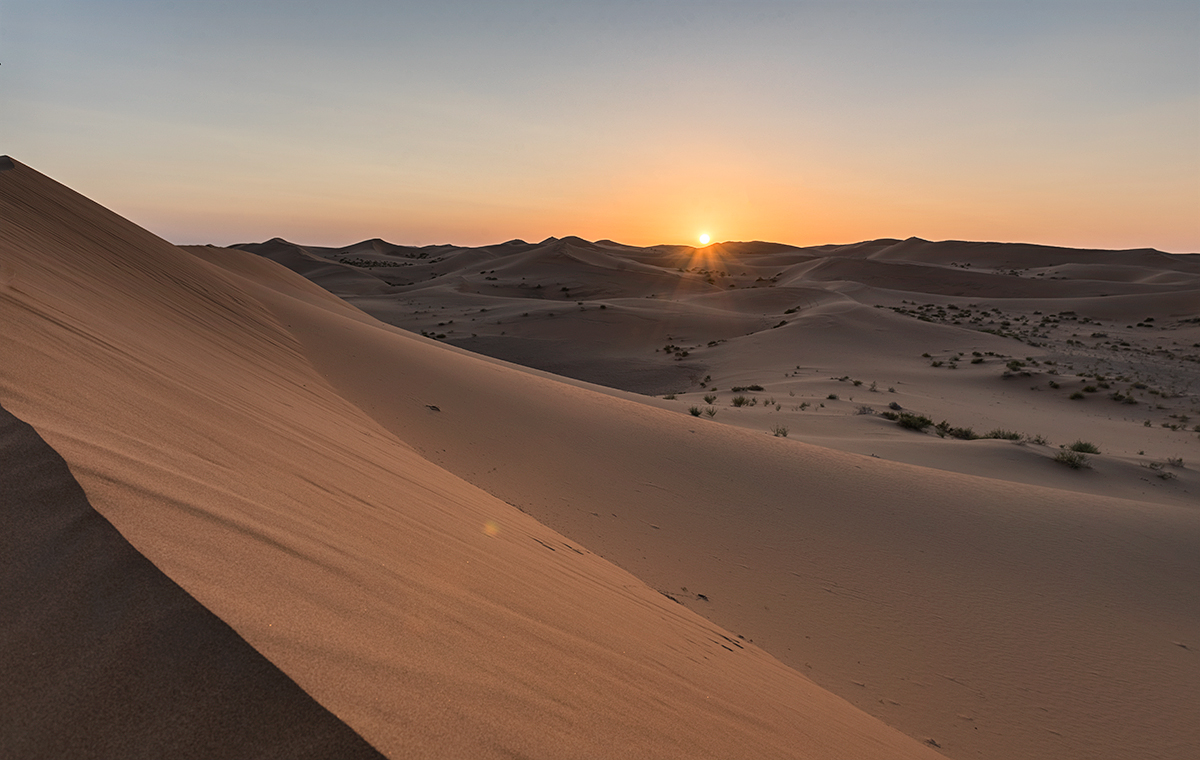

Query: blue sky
<box><xmin>3</xmin><ymin>1</ymin><xmax>1197</xmax><ymax>250</ymax></box>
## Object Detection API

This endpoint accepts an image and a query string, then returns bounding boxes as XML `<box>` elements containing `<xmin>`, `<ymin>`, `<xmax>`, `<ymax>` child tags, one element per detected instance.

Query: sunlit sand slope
<box><xmin>229</xmin><ymin>235</ymin><xmax>1200</xmax><ymax>759</ymax></box>
<box><xmin>0</xmin><ymin>159</ymin><xmax>943</xmax><ymax>759</ymax></box>
<box><xmin>0</xmin><ymin>404</ymin><xmax>386</xmax><ymax>760</ymax></box>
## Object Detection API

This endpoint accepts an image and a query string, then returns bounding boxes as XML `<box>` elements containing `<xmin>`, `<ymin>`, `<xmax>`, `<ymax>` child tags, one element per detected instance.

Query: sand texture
<box><xmin>3</xmin><ymin>156</ymin><xmax>1198</xmax><ymax>759</ymax></box>
<box><xmin>1</xmin><ymin>158</ymin><xmax>947</xmax><ymax>758</ymax></box>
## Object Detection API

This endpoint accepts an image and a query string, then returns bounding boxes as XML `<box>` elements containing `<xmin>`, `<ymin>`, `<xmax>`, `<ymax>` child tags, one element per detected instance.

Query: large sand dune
<box><xmin>1</xmin><ymin>162</ymin><xmax>947</xmax><ymax>757</ymax></box>
<box><xmin>3</xmin><ymin>157</ymin><xmax>1198</xmax><ymax>759</ymax></box>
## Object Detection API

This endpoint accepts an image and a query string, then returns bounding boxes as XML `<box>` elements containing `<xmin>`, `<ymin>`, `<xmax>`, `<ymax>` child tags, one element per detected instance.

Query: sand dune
<box><xmin>0</xmin><ymin>404</ymin><xmax>386</xmax><ymax>760</ymax></box>
<box><xmin>227</xmin><ymin>228</ymin><xmax>1199</xmax><ymax>759</ymax></box>
<box><xmin>1</xmin><ymin>160</ymin><xmax>950</xmax><ymax>757</ymax></box>
<box><xmin>3</xmin><ymin>156</ymin><xmax>1198</xmax><ymax>759</ymax></box>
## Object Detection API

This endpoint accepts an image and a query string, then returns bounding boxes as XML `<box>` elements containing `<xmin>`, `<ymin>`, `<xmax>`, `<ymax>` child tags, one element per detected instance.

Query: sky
<box><xmin>3</xmin><ymin>0</ymin><xmax>1198</xmax><ymax>251</ymax></box>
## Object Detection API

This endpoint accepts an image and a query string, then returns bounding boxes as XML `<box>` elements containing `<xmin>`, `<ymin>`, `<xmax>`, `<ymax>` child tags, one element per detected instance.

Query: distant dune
<box><xmin>3</xmin><ymin>156</ymin><xmax>1198</xmax><ymax>760</ymax></box>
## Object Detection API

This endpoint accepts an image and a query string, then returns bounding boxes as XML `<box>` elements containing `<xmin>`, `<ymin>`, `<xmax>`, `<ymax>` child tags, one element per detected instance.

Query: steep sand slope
<box><xmin>0</xmin><ymin>404</ymin><xmax>386</xmax><ymax>760</ymax></box>
<box><xmin>214</xmin><ymin>246</ymin><xmax>1200</xmax><ymax>757</ymax></box>
<box><xmin>0</xmin><ymin>161</ymin><xmax>945</xmax><ymax>758</ymax></box>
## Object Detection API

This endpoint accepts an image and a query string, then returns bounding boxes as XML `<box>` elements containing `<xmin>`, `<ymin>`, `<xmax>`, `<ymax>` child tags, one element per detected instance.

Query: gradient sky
<box><xmin>4</xmin><ymin>1</ymin><xmax>1198</xmax><ymax>251</ymax></box>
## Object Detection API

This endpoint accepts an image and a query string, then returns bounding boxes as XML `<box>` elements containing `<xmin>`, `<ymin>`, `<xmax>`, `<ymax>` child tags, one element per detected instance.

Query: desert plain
<box><xmin>2</xmin><ymin>156</ymin><xmax>1198</xmax><ymax>759</ymax></box>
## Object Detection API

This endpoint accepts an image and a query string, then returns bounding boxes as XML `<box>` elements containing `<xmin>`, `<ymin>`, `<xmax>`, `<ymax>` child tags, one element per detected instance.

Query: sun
<box><xmin>698</xmin><ymin>233</ymin><xmax>711</xmax><ymax>245</ymax></box>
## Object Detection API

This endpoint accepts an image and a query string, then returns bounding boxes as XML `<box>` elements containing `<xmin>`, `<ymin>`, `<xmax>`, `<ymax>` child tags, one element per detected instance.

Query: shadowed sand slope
<box><xmin>0</xmin><ymin>404</ymin><xmax>386</xmax><ymax>760</ymax></box>
<box><xmin>0</xmin><ymin>160</ymin><xmax>947</xmax><ymax>758</ymax></box>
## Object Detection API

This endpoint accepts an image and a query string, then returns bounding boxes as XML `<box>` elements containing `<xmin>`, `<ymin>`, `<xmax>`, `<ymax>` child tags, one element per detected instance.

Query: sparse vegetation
<box><xmin>895</xmin><ymin>412</ymin><xmax>934</xmax><ymax>431</ymax></box>
<box><xmin>688</xmin><ymin>406</ymin><xmax>702</xmax><ymax>417</ymax></box>
<box><xmin>704</xmin><ymin>407</ymin><xmax>718</xmax><ymax>418</ymax></box>
<box><xmin>1054</xmin><ymin>450</ymin><xmax>1091</xmax><ymax>469</ymax></box>
<box><xmin>703</xmin><ymin>394</ymin><xmax>717</xmax><ymax>404</ymax></box>
<box><xmin>827</xmin><ymin>393</ymin><xmax>839</xmax><ymax>400</ymax></box>
<box><xmin>983</xmin><ymin>429</ymin><xmax>1021</xmax><ymax>441</ymax></box>
<box><xmin>934</xmin><ymin>420</ymin><xmax>978</xmax><ymax>439</ymax></box>
<box><xmin>732</xmin><ymin>396</ymin><xmax>750</xmax><ymax>407</ymax></box>
<box><xmin>771</xmin><ymin>424</ymin><xmax>789</xmax><ymax>437</ymax></box>
<box><xmin>1068</xmin><ymin>440</ymin><xmax>1101</xmax><ymax>454</ymax></box>
<box><xmin>856</xmin><ymin>405</ymin><xmax>875</xmax><ymax>415</ymax></box>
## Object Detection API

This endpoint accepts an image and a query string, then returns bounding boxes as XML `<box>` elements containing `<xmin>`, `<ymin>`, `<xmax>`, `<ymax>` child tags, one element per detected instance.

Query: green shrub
<box><xmin>1068</xmin><ymin>440</ymin><xmax>1100</xmax><ymax>454</ymax></box>
<box><xmin>983</xmin><ymin>429</ymin><xmax>1021</xmax><ymax>441</ymax></box>
<box><xmin>896</xmin><ymin>412</ymin><xmax>933</xmax><ymax>431</ymax></box>
<box><xmin>1054</xmin><ymin>450</ymin><xmax>1091</xmax><ymax>469</ymax></box>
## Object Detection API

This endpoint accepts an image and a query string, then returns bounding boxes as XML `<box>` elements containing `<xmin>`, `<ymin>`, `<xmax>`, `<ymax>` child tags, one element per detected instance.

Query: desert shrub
<box><xmin>949</xmin><ymin>426</ymin><xmax>977</xmax><ymax>440</ymax></box>
<box><xmin>1054</xmin><ymin>450</ymin><xmax>1091</xmax><ymax>469</ymax></box>
<box><xmin>856</xmin><ymin>405</ymin><xmax>875</xmax><ymax>415</ymax></box>
<box><xmin>896</xmin><ymin>412</ymin><xmax>933</xmax><ymax>431</ymax></box>
<box><xmin>852</xmin><ymin>380</ymin><xmax>863</xmax><ymax>387</ymax></box>
<box><xmin>1025</xmin><ymin>434</ymin><xmax>1048</xmax><ymax>445</ymax></box>
<box><xmin>732</xmin><ymin>396</ymin><xmax>750</xmax><ymax>407</ymax></box>
<box><xmin>704</xmin><ymin>407</ymin><xmax>718</xmax><ymax>418</ymax></box>
<box><xmin>1082</xmin><ymin>385</ymin><xmax>1098</xmax><ymax>393</ymax></box>
<box><xmin>771</xmin><ymin>424</ymin><xmax>789</xmax><ymax>437</ymax></box>
<box><xmin>1167</xmin><ymin>457</ymin><xmax>1184</xmax><ymax>467</ymax></box>
<box><xmin>664</xmin><ymin>393</ymin><xmax>677</xmax><ymax>400</ymax></box>
<box><xmin>827</xmin><ymin>393</ymin><xmax>839</xmax><ymax>400</ymax></box>
<box><xmin>730</xmin><ymin>385</ymin><xmax>764</xmax><ymax>392</ymax></box>
<box><xmin>1068</xmin><ymin>440</ymin><xmax>1100</xmax><ymax>454</ymax></box>
<box><xmin>688</xmin><ymin>406</ymin><xmax>702</xmax><ymax>417</ymax></box>
<box><xmin>703</xmin><ymin>394</ymin><xmax>717</xmax><ymax>404</ymax></box>
<box><xmin>888</xmin><ymin>401</ymin><xmax>902</xmax><ymax>411</ymax></box>
<box><xmin>880</xmin><ymin>411</ymin><xmax>899</xmax><ymax>421</ymax></box>
<box><xmin>1070</xmin><ymin>391</ymin><xmax>1085</xmax><ymax>400</ymax></box>
<box><xmin>983</xmin><ymin>429</ymin><xmax>1021</xmax><ymax>441</ymax></box>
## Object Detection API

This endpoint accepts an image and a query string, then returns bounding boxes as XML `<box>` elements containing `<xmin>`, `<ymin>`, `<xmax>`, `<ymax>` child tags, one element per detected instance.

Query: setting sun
<box><xmin>698</xmin><ymin>233</ymin><xmax>710</xmax><ymax>245</ymax></box>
